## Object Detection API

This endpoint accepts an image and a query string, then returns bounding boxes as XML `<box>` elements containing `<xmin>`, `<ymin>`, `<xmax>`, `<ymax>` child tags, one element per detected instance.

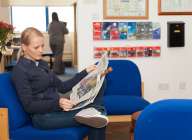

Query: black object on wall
<box><xmin>167</xmin><ymin>22</ymin><xmax>185</xmax><ymax>47</ymax></box>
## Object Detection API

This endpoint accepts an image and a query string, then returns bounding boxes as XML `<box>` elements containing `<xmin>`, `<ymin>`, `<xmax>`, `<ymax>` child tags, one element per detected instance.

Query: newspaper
<box><xmin>70</xmin><ymin>53</ymin><xmax>108</xmax><ymax>110</ymax></box>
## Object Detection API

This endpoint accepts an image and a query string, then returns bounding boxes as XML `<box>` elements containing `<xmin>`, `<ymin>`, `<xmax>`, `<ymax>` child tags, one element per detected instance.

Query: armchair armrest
<box><xmin>0</xmin><ymin>108</ymin><xmax>9</xmax><ymax>140</ymax></box>
<box><xmin>141</xmin><ymin>82</ymin><xmax>144</xmax><ymax>97</ymax></box>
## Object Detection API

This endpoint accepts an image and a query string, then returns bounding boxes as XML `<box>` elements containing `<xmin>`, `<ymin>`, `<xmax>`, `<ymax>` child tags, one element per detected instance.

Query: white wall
<box><xmin>76</xmin><ymin>0</ymin><xmax>192</xmax><ymax>102</ymax></box>
<box><xmin>0</xmin><ymin>6</ymin><xmax>10</xmax><ymax>22</ymax></box>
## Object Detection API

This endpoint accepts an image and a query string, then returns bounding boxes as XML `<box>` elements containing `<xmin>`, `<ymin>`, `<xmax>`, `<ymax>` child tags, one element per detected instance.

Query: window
<box><xmin>11</xmin><ymin>6</ymin><xmax>74</xmax><ymax>33</ymax></box>
<box><xmin>48</xmin><ymin>6</ymin><xmax>74</xmax><ymax>32</ymax></box>
<box><xmin>12</xmin><ymin>6</ymin><xmax>46</xmax><ymax>32</ymax></box>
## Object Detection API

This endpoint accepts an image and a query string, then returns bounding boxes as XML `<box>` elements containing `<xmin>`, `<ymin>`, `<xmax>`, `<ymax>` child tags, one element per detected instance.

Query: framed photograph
<box><xmin>158</xmin><ymin>0</ymin><xmax>192</xmax><ymax>15</ymax></box>
<box><xmin>103</xmin><ymin>0</ymin><xmax>149</xmax><ymax>19</ymax></box>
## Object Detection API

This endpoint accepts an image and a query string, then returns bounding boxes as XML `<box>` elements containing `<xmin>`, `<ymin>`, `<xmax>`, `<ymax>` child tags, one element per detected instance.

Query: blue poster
<box><xmin>102</xmin><ymin>22</ymin><xmax>112</xmax><ymax>40</ymax></box>
<box><xmin>152</xmin><ymin>23</ymin><xmax>161</xmax><ymax>39</ymax></box>
<box><xmin>128</xmin><ymin>22</ymin><xmax>136</xmax><ymax>40</ymax></box>
<box><xmin>118</xmin><ymin>22</ymin><xmax>128</xmax><ymax>40</ymax></box>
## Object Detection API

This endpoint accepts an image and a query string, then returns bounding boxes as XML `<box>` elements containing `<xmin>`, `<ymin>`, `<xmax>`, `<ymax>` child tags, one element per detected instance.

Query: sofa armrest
<box><xmin>134</xmin><ymin>99</ymin><xmax>192</xmax><ymax>140</ymax></box>
<box><xmin>0</xmin><ymin>108</ymin><xmax>9</xmax><ymax>140</ymax></box>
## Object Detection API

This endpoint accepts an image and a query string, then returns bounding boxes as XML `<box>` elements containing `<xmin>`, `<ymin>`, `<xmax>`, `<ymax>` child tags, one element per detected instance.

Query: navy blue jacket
<box><xmin>12</xmin><ymin>57</ymin><xmax>87</xmax><ymax>114</ymax></box>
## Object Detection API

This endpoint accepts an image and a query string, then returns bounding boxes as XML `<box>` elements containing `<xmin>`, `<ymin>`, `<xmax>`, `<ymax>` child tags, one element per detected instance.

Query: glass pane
<box><xmin>12</xmin><ymin>6</ymin><xmax>46</xmax><ymax>32</ymax></box>
<box><xmin>48</xmin><ymin>6</ymin><xmax>74</xmax><ymax>32</ymax></box>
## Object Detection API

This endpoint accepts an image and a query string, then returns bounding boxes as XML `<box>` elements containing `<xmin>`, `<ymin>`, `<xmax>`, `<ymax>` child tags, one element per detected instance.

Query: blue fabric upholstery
<box><xmin>104</xmin><ymin>60</ymin><xmax>150</xmax><ymax>115</ymax></box>
<box><xmin>0</xmin><ymin>72</ymin><xmax>88</xmax><ymax>140</ymax></box>
<box><xmin>104</xmin><ymin>95</ymin><xmax>149</xmax><ymax>115</ymax></box>
<box><xmin>105</xmin><ymin>60</ymin><xmax>142</xmax><ymax>96</ymax></box>
<box><xmin>11</xmin><ymin>124</ymin><xmax>88</xmax><ymax>140</ymax></box>
<box><xmin>0</xmin><ymin>73</ymin><xmax>30</xmax><ymax>130</ymax></box>
<box><xmin>134</xmin><ymin>99</ymin><xmax>192</xmax><ymax>140</ymax></box>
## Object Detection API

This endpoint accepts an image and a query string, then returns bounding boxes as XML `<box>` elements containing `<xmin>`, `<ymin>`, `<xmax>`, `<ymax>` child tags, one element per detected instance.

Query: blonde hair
<box><xmin>21</xmin><ymin>27</ymin><xmax>43</xmax><ymax>45</ymax></box>
<box><xmin>18</xmin><ymin>27</ymin><xmax>44</xmax><ymax>59</ymax></box>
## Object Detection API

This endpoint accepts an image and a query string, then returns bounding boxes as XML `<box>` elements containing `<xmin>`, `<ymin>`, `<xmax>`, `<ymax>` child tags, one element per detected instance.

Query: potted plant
<box><xmin>0</xmin><ymin>21</ymin><xmax>14</xmax><ymax>62</ymax></box>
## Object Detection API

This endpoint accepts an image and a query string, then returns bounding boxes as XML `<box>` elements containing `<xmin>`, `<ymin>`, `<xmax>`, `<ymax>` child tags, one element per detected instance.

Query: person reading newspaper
<box><xmin>12</xmin><ymin>27</ymin><xmax>112</xmax><ymax>140</ymax></box>
<box><xmin>70</xmin><ymin>52</ymin><xmax>110</xmax><ymax>110</ymax></box>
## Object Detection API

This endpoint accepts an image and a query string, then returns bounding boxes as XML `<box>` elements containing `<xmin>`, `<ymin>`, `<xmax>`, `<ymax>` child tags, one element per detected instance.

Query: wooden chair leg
<box><xmin>130</xmin><ymin>111</ymin><xmax>142</xmax><ymax>140</ymax></box>
<box><xmin>0</xmin><ymin>108</ymin><xmax>9</xmax><ymax>140</ymax></box>
<box><xmin>130</xmin><ymin>119</ymin><xmax>136</xmax><ymax>140</ymax></box>
<box><xmin>83</xmin><ymin>136</ymin><xmax>88</xmax><ymax>140</ymax></box>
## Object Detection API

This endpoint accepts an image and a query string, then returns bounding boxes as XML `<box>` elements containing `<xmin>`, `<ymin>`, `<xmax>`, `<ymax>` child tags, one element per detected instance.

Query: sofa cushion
<box><xmin>0</xmin><ymin>73</ymin><xmax>30</xmax><ymax>130</ymax></box>
<box><xmin>104</xmin><ymin>95</ymin><xmax>150</xmax><ymax>115</ymax></box>
<box><xmin>10</xmin><ymin>124</ymin><xmax>88</xmax><ymax>140</ymax></box>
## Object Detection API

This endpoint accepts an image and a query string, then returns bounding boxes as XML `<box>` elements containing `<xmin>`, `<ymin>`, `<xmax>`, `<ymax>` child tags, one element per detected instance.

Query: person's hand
<box><xmin>59</xmin><ymin>97</ymin><xmax>75</xmax><ymax>111</ymax></box>
<box><xmin>86</xmin><ymin>65</ymin><xmax>97</xmax><ymax>73</ymax></box>
<box><xmin>100</xmin><ymin>67</ymin><xmax>113</xmax><ymax>78</ymax></box>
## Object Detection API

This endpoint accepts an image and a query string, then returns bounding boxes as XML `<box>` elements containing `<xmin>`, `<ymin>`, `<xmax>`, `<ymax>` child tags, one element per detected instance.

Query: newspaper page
<box><xmin>70</xmin><ymin>53</ymin><xmax>108</xmax><ymax>110</ymax></box>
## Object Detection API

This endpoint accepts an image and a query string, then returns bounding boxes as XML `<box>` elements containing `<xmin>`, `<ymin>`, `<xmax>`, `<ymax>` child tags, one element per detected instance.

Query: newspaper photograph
<box><xmin>70</xmin><ymin>53</ymin><xmax>108</xmax><ymax>110</ymax></box>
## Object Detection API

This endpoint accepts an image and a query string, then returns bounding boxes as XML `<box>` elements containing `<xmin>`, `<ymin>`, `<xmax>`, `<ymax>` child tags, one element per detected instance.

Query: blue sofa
<box><xmin>0</xmin><ymin>73</ymin><xmax>88</xmax><ymax>140</ymax></box>
<box><xmin>134</xmin><ymin>99</ymin><xmax>192</xmax><ymax>140</ymax></box>
<box><xmin>0</xmin><ymin>59</ymin><xmax>150</xmax><ymax>140</ymax></box>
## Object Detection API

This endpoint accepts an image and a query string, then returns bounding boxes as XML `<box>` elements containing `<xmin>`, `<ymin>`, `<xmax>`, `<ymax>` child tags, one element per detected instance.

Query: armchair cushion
<box><xmin>10</xmin><ymin>124</ymin><xmax>88</xmax><ymax>140</ymax></box>
<box><xmin>104</xmin><ymin>95</ymin><xmax>149</xmax><ymax>115</ymax></box>
<box><xmin>0</xmin><ymin>73</ymin><xmax>30</xmax><ymax>130</ymax></box>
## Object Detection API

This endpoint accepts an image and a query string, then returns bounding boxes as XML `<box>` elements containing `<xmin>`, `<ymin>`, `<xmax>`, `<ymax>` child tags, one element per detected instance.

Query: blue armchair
<box><xmin>134</xmin><ymin>99</ymin><xmax>192</xmax><ymax>140</ymax></box>
<box><xmin>104</xmin><ymin>60</ymin><xmax>150</xmax><ymax>139</ymax></box>
<box><xmin>104</xmin><ymin>60</ymin><xmax>150</xmax><ymax>114</ymax></box>
<box><xmin>0</xmin><ymin>73</ymin><xmax>88</xmax><ymax>140</ymax></box>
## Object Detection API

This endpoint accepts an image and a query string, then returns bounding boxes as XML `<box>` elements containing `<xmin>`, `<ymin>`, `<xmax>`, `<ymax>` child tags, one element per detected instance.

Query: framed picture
<box><xmin>158</xmin><ymin>0</ymin><xmax>192</xmax><ymax>15</ymax></box>
<box><xmin>103</xmin><ymin>0</ymin><xmax>149</xmax><ymax>19</ymax></box>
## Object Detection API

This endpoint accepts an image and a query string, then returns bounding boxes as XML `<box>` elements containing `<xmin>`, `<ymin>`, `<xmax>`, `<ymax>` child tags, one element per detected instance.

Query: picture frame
<box><xmin>158</xmin><ymin>0</ymin><xmax>192</xmax><ymax>15</ymax></box>
<box><xmin>103</xmin><ymin>0</ymin><xmax>149</xmax><ymax>19</ymax></box>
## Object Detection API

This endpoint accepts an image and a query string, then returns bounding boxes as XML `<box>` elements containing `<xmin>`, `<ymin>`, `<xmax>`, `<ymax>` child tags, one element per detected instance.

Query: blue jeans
<box><xmin>32</xmin><ymin>80</ymin><xmax>107</xmax><ymax>140</ymax></box>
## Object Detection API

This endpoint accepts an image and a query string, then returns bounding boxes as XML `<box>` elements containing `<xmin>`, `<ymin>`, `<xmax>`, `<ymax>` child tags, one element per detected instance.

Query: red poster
<box><xmin>119</xmin><ymin>47</ymin><xmax>128</xmax><ymax>58</ymax></box>
<box><xmin>110</xmin><ymin>23</ymin><xmax>119</xmax><ymax>40</ymax></box>
<box><xmin>110</xmin><ymin>47</ymin><xmax>120</xmax><ymax>58</ymax></box>
<box><xmin>93</xmin><ymin>22</ymin><xmax>102</xmax><ymax>40</ymax></box>
<box><xmin>127</xmin><ymin>47</ymin><xmax>136</xmax><ymax>57</ymax></box>
<box><xmin>144</xmin><ymin>47</ymin><xmax>153</xmax><ymax>57</ymax></box>
<box><xmin>152</xmin><ymin>46</ymin><xmax>161</xmax><ymax>57</ymax></box>
<box><xmin>94</xmin><ymin>46</ymin><xmax>161</xmax><ymax>58</ymax></box>
<box><xmin>136</xmin><ymin>47</ymin><xmax>144</xmax><ymax>57</ymax></box>
<box><xmin>94</xmin><ymin>47</ymin><xmax>103</xmax><ymax>58</ymax></box>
